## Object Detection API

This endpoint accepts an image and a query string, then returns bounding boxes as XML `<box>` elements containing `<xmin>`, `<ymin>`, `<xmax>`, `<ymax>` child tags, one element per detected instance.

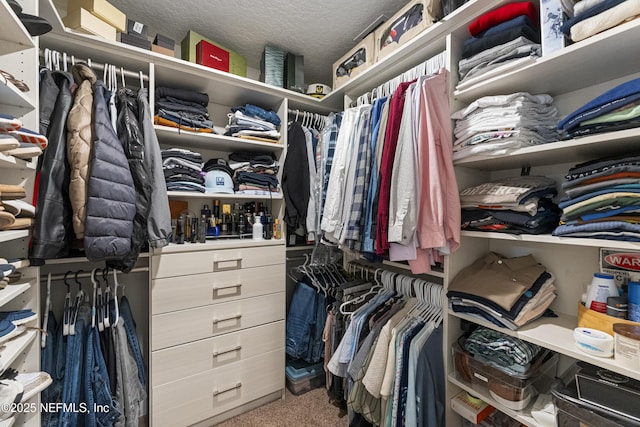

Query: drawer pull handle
<box><xmin>212</xmin><ymin>283</ymin><xmax>242</xmax><ymax>292</ymax></box>
<box><xmin>213</xmin><ymin>382</ymin><xmax>242</xmax><ymax>397</ymax></box>
<box><xmin>212</xmin><ymin>345</ymin><xmax>242</xmax><ymax>357</ymax></box>
<box><xmin>212</xmin><ymin>314</ymin><xmax>242</xmax><ymax>324</ymax></box>
<box><xmin>213</xmin><ymin>257</ymin><xmax>243</xmax><ymax>270</ymax></box>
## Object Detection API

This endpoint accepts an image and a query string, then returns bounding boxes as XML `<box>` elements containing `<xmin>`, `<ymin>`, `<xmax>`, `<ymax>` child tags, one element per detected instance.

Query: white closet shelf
<box><xmin>0</xmin><ymin>283</ymin><xmax>31</xmax><ymax>308</ymax></box>
<box><xmin>167</xmin><ymin>191</ymin><xmax>283</xmax><ymax>201</ymax></box>
<box><xmin>447</xmin><ymin>373</ymin><xmax>538</xmax><ymax>427</ymax></box>
<box><xmin>320</xmin><ymin>0</ymin><xmax>511</xmax><ymax>103</ymax></box>
<box><xmin>454</xmin><ymin>18</ymin><xmax>640</xmax><ymax>102</ymax></box>
<box><xmin>0</xmin><ymin>230</ymin><xmax>29</xmax><ymax>243</ymax></box>
<box><xmin>154</xmin><ymin>238</ymin><xmax>285</xmax><ymax>254</ymax></box>
<box><xmin>0</xmin><ymin>1</ymin><xmax>34</xmax><ymax>56</ymax></box>
<box><xmin>43</xmin><ymin>252</ymin><xmax>151</xmax><ymax>265</ymax></box>
<box><xmin>450</xmin><ymin>310</ymin><xmax>640</xmax><ymax>382</ymax></box>
<box><xmin>0</xmin><ymin>76</ymin><xmax>36</xmax><ymax>117</ymax></box>
<box><xmin>155</xmin><ymin>125</ymin><xmax>284</xmax><ymax>153</ymax></box>
<box><xmin>40</xmin><ymin>31</ymin><xmax>336</xmax><ymax>114</ymax></box>
<box><xmin>454</xmin><ymin>128</ymin><xmax>640</xmax><ymax>171</ymax></box>
<box><xmin>460</xmin><ymin>231</ymin><xmax>640</xmax><ymax>250</ymax></box>
<box><xmin>0</xmin><ymin>330</ymin><xmax>37</xmax><ymax>372</ymax></box>
<box><xmin>0</xmin><ymin>152</ymin><xmax>37</xmax><ymax>170</ymax></box>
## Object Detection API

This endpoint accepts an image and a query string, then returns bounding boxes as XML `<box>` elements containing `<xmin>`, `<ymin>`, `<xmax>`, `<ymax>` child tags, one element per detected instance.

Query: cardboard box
<box><xmin>66</xmin><ymin>0</ymin><xmax>126</xmax><ymax>32</ymax></box>
<box><xmin>375</xmin><ymin>0</ymin><xmax>442</xmax><ymax>61</ymax></box>
<box><xmin>540</xmin><ymin>0</ymin><xmax>568</xmax><ymax>56</ymax></box>
<box><xmin>181</xmin><ymin>30</ymin><xmax>246</xmax><ymax>77</ymax></box>
<box><xmin>196</xmin><ymin>40</ymin><xmax>230</xmax><ymax>73</ymax></box>
<box><xmin>63</xmin><ymin>7</ymin><xmax>117</xmax><ymax>41</ymax></box>
<box><xmin>332</xmin><ymin>32</ymin><xmax>375</xmax><ymax>89</ymax></box>
<box><xmin>451</xmin><ymin>391</ymin><xmax>495</xmax><ymax>424</ymax></box>
<box><xmin>120</xmin><ymin>32</ymin><xmax>150</xmax><ymax>50</ymax></box>
<box><xmin>151</xmin><ymin>44</ymin><xmax>174</xmax><ymax>57</ymax></box>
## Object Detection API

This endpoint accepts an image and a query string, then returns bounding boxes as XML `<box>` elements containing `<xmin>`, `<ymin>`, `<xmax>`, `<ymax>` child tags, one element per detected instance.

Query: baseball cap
<box><xmin>203</xmin><ymin>158</ymin><xmax>234</xmax><ymax>176</ymax></box>
<box><xmin>205</xmin><ymin>170</ymin><xmax>234</xmax><ymax>194</ymax></box>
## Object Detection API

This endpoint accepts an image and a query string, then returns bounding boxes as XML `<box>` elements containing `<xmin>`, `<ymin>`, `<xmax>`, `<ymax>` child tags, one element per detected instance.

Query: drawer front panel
<box><xmin>151</xmin><ymin>292</ymin><xmax>284</xmax><ymax>350</ymax></box>
<box><xmin>152</xmin><ymin>264</ymin><xmax>284</xmax><ymax>314</ymax></box>
<box><xmin>152</xmin><ymin>321</ymin><xmax>284</xmax><ymax>386</ymax></box>
<box><xmin>152</xmin><ymin>348</ymin><xmax>284</xmax><ymax>427</ymax></box>
<box><xmin>151</xmin><ymin>246</ymin><xmax>285</xmax><ymax>278</ymax></box>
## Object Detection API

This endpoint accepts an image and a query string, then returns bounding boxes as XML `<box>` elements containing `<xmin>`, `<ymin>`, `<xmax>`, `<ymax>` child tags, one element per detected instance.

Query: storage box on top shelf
<box><xmin>453</xmin><ymin>345</ymin><xmax>559</xmax><ymax>411</ymax></box>
<box><xmin>261</xmin><ymin>44</ymin><xmax>285</xmax><ymax>88</ymax></box>
<box><xmin>63</xmin><ymin>7</ymin><xmax>116</xmax><ymax>41</ymax></box>
<box><xmin>181</xmin><ymin>30</ymin><xmax>247</xmax><ymax>77</ymax></box>
<box><xmin>332</xmin><ymin>32</ymin><xmax>375</xmax><ymax>90</ymax></box>
<box><xmin>120</xmin><ymin>32</ymin><xmax>151</xmax><ymax>50</ymax></box>
<box><xmin>66</xmin><ymin>0</ymin><xmax>126</xmax><ymax>32</ymax></box>
<box><xmin>127</xmin><ymin>19</ymin><xmax>148</xmax><ymax>39</ymax></box>
<box><xmin>540</xmin><ymin>0</ymin><xmax>568</xmax><ymax>56</ymax></box>
<box><xmin>374</xmin><ymin>0</ymin><xmax>442</xmax><ymax>61</ymax></box>
<box><xmin>196</xmin><ymin>40</ymin><xmax>230</xmax><ymax>73</ymax></box>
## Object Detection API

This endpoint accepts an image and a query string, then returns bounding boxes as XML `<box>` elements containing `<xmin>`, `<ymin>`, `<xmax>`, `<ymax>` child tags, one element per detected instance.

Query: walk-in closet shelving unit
<box><xmin>445</xmin><ymin>3</ymin><xmax>640</xmax><ymax>426</ymax></box>
<box><xmin>0</xmin><ymin>0</ymin><xmax>42</xmax><ymax>426</ymax></box>
<box><xmin>38</xmin><ymin>3</ymin><xmax>338</xmax><ymax>423</ymax></box>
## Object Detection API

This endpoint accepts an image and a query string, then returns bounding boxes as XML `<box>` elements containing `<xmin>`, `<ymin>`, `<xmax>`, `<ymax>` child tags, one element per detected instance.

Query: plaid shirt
<box><xmin>344</xmin><ymin>108</ymin><xmax>373</xmax><ymax>250</ymax></box>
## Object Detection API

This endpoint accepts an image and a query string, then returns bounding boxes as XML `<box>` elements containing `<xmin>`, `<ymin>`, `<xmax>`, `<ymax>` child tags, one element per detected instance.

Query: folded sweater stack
<box><xmin>154</xmin><ymin>86</ymin><xmax>214</xmax><ymax>132</ymax></box>
<box><xmin>228</xmin><ymin>151</ymin><xmax>280</xmax><ymax>194</ymax></box>
<box><xmin>561</xmin><ymin>0</ymin><xmax>640</xmax><ymax>43</ymax></box>
<box><xmin>162</xmin><ymin>148</ymin><xmax>205</xmax><ymax>192</ymax></box>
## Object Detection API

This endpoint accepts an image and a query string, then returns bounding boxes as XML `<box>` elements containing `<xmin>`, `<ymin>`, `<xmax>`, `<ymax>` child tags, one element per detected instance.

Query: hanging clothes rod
<box><xmin>40</xmin><ymin>267</ymin><xmax>149</xmax><ymax>282</ymax></box>
<box><xmin>38</xmin><ymin>48</ymin><xmax>149</xmax><ymax>82</ymax></box>
<box><xmin>287</xmin><ymin>109</ymin><xmax>328</xmax><ymax>118</ymax></box>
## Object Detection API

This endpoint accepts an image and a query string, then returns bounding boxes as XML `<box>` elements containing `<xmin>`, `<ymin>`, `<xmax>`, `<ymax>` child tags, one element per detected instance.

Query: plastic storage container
<box><xmin>285</xmin><ymin>359</ymin><xmax>325</xmax><ymax>395</ymax></box>
<box><xmin>453</xmin><ymin>345</ymin><xmax>559</xmax><ymax>411</ymax></box>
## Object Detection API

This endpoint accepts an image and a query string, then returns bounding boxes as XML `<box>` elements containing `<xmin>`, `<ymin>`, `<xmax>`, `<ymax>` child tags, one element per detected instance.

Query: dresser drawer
<box><xmin>152</xmin><ymin>320</ymin><xmax>284</xmax><ymax>386</ymax></box>
<box><xmin>151</xmin><ymin>246</ymin><xmax>285</xmax><ymax>279</ymax></box>
<box><xmin>152</xmin><ymin>348</ymin><xmax>284</xmax><ymax>427</ymax></box>
<box><xmin>152</xmin><ymin>264</ymin><xmax>284</xmax><ymax>314</ymax></box>
<box><xmin>151</xmin><ymin>292</ymin><xmax>285</xmax><ymax>350</ymax></box>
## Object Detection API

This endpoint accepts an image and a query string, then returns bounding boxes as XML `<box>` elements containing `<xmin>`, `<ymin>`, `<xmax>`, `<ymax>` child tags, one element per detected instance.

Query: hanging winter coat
<box><xmin>107</xmin><ymin>88</ymin><xmax>151</xmax><ymax>273</ymax></box>
<box><xmin>84</xmin><ymin>80</ymin><xmax>136</xmax><ymax>262</ymax></box>
<box><xmin>30</xmin><ymin>70</ymin><xmax>75</xmax><ymax>263</ymax></box>
<box><xmin>67</xmin><ymin>63</ymin><xmax>97</xmax><ymax>240</ymax></box>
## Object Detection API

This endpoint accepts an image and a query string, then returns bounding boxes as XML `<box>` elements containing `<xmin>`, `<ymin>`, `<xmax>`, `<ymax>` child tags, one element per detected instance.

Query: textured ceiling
<box><xmin>99</xmin><ymin>0</ymin><xmax>408</xmax><ymax>86</ymax></box>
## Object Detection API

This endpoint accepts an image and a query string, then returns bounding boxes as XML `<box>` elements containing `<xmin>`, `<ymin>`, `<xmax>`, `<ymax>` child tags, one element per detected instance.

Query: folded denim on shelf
<box><xmin>228</xmin><ymin>151</ymin><xmax>277</xmax><ymax>163</ymax></box>
<box><xmin>231</xmin><ymin>104</ymin><xmax>281</xmax><ymax>126</ymax></box>
<box><xmin>234</xmin><ymin>171</ymin><xmax>279</xmax><ymax>188</ymax></box>
<box><xmin>155</xmin><ymin>100</ymin><xmax>209</xmax><ymax>117</ymax></box>
<box><xmin>228</xmin><ymin>111</ymin><xmax>277</xmax><ymax>130</ymax></box>
<box><xmin>157</xmin><ymin>109</ymin><xmax>213</xmax><ymax>129</ymax></box>
<box><xmin>155</xmin><ymin>87</ymin><xmax>209</xmax><ymax>106</ymax></box>
<box><xmin>154</xmin><ymin>115</ymin><xmax>215</xmax><ymax>133</ymax></box>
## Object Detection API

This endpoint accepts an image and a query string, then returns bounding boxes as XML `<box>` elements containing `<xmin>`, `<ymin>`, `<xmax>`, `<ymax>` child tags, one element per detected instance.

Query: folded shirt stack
<box><xmin>228</xmin><ymin>151</ymin><xmax>280</xmax><ymax>194</ymax></box>
<box><xmin>561</xmin><ymin>0</ymin><xmax>640</xmax><ymax>43</ymax></box>
<box><xmin>225</xmin><ymin>104</ymin><xmax>281</xmax><ymax>142</ymax></box>
<box><xmin>447</xmin><ymin>252</ymin><xmax>558</xmax><ymax>330</ymax></box>
<box><xmin>553</xmin><ymin>153</ymin><xmax>640</xmax><ymax>241</ymax></box>
<box><xmin>558</xmin><ymin>77</ymin><xmax>640</xmax><ymax>139</ymax></box>
<box><xmin>460</xmin><ymin>175</ymin><xmax>561</xmax><ymax>235</ymax></box>
<box><xmin>154</xmin><ymin>86</ymin><xmax>214</xmax><ymax>131</ymax></box>
<box><xmin>161</xmin><ymin>148</ymin><xmax>205</xmax><ymax>192</ymax></box>
<box><xmin>458</xmin><ymin>2</ymin><xmax>541</xmax><ymax>87</ymax></box>
<box><xmin>452</xmin><ymin>93</ymin><xmax>559</xmax><ymax>161</ymax></box>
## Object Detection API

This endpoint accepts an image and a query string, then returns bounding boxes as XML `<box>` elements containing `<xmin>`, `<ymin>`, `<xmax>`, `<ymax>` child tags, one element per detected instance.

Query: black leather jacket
<box><xmin>107</xmin><ymin>88</ymin><xmax>152</xmax><ymax>272</ymax></box>
<box><xmin>30</xmin><ymin>70</ymin><xmax>75</xmax><ymax>263</ymax></box>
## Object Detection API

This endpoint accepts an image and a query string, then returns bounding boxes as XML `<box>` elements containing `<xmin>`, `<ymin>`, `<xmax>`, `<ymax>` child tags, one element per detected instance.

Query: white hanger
<box><xmin>120</xmin><ymin>66</ymin><xmax>126</xmax><ymax>88</ymax></box>
<box><xmin>112</xmin><ymin>270</ymin><xmax>121</xmax><ymax>326</ymax></box>
<box><xmin>91</xmin><ymin>269</ymin><xmax>100</xmax><ymax>329</ymax></box>
<box><xmin>69</xmin><ymin>270</ymin><xmax>86</xmax><ymax>336</ymax></box>
<box><xmin>41</xmin><ymin>273</ymin><xmax>52</xmax><ymax>348</ymax></box>
<box><xmin>63</xmin><ymin>271</ymin><xmax>72</xmax><ymax>336</ymax></box>
<box><xmin>103</xmin><ymin>63</ymin><xmax>110</xmax><ymax>90</ymax></box>
<box><xmin>139</xmin><ymin>70</ymin><xmax>145</xmax><ymax>89</ymax></box>
<box><xmin>103</xmin><ymin>269</ymin><xmax>111</xmax><ymax>329</ymax></box>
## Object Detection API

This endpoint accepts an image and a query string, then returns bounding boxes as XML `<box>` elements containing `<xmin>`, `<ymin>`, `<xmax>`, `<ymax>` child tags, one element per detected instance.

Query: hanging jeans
<box><xmin>113</xmin><ymin>318</ymin><xmax>147</xmax><ymax>427</ymax></box>
<box><xmin>42</xmin><ymin>312</ymin><xmax>65</xmax><ymax>427</ymax></box>
<box><xmin>59</xmin><ymin>305</ymin><xmax>90</xmax><ymax>427</ymax></box>
<box><xmin>119</xmin><ymin>296</ymin><xmax>146</xmax><ymax>386</ymax></box>
<box><xmin>306</xmin><ymin>292</ymin><xmax>327</xmax><ymax>363</ymax></box>
<box><xmin>85</xmin><ymin>327</ymin><xmax>121</xmax><ymax>427</ymax></box>
<box><xmin>286</xmin><ymin>281</ymin><xmax>316</xmax><ymax>359</ymax></box>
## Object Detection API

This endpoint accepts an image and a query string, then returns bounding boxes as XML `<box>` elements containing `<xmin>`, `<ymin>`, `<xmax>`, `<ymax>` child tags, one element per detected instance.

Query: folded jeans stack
<box><xmin>154</xmin><ymin>87</ymin><xmax>214</xmax><ymax>132</ymax></box>
<box><xmin>459</xmin><ymin>175</ymin><xmax>561</xmax><ymax>235</ymax></box>
<box><xmin>161</xmin><ymin>148</ymin><xmax>205</xmax><ymax>192</ymax></box>
<box><xmin>558</xmin><ymin>77</ymin><xmax>640</xmax><ymax>139</ymax></box>
<box><xmin>458</xmin><ymin>2</ymin><xmax>541</xmax><ymax>87</ymax></box>
<box><xmin>228</xmin><ymin>151</ymin><xmax>280</xmax><ymax>194</ymax></box>
<box><xmin>553</xmin><ymin>153</ymin><xmax>640</xmax><ymax>241</ymax></box>
<box><xmin>225</xmin><ymin>104</ymin><xmax>281</xmax><ymax>142</ymax></box>
<box><xmin>447</xmin><ymin>252</ymin><xmax>558</xmax><ymax>330</ymax></box>
<box><xmin>452</xmin><ymin>93</ymin><xmax>559</xmax><ymax>161</ymax></box>
<box><xmin>561</xmin><ymin>0</ymin><xmax>640</xmax><ymax>43</ymax></box>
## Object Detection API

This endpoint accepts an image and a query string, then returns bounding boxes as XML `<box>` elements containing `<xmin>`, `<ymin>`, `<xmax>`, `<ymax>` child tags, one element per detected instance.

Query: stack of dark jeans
<box><xmin>155</xmin><ymin>86</ymin><xmax>214</xmax><ymax>131</ymax></box>
<box><xmin>225</xmin><ymin>104</ymin><xmax>281</xmax><ymax>141</ymax></box>
<box><xmin>161</xmin><ymin>148</ymin><xmax>205</xmax><ymax>192</ymax></box>
<box><xmin>228</xmin><ymin>151</ymin><xmax>280</xmax><ymax>194</ymax></box>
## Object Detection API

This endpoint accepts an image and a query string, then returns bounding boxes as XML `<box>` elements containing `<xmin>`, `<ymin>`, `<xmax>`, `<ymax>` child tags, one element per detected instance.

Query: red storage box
<box><xmin>196</xmin><ymin>40</ymin><xmax>230</xmax><ymax>73</ymax></box>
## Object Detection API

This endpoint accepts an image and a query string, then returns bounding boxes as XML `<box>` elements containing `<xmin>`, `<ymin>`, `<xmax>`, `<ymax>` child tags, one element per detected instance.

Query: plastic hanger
<box><xmin>90</xmin><ymin>268</ymin><xmax>101</xmax><ymax>329</ymax></box>
<box><xmin>139</xmin><ymin>70</ymin><xmax>145</xmax><ymax>89</ymax></box>
<box><xmin>112</xmin><ymin>269</ymin><xmax>121</xmax><ymax>327</ymax></box>
<box><xmin>120</xmin><ymin>66</ymin><xmax>126</xmax><ymax>88</ymax></box>
<box><xmin>62</xmin><ymin>52</ymin><xmax>68</xmax><ymax>72</ymax></box>
<box><xmin>41</xmin><ymin>273</ymin><xmax>52</xmax><ymax>348</ymax></box>
<box><xmin>63</xmin><ymin>271</ymin><xmax>72</xmax><ymax>336</ymax></box>
<box><xmin>70</xmin><ymin>270</ymin><xmax>86</xmax><ymax>335</ymax></box>
<box><xmin>102</xmin><ymin>268</ymin><xmax>111</xmax><ymax>329</ymax></box>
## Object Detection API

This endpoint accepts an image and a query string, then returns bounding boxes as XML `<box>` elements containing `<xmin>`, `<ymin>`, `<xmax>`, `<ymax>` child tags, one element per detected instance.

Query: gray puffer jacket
<box><xmin>84</xmin><ymin>80</ymin><xmax>136</xmax><ymax>262</ymax></box>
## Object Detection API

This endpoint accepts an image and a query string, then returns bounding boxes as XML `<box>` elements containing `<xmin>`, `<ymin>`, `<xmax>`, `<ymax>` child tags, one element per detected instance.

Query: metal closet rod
<box><xmin>39</xmin><ymin>266</ymin><xmax>149</xmax><ymax>282</ymax></box>
<box><xmin>287</xmin><ymin>109</ymin><xmax>328</xmax><ymax>118</ymax></box>
<box><xmin>38</xmin><ymin>49</ymin><xmax>149</xmax><ymax>82</ymax></box>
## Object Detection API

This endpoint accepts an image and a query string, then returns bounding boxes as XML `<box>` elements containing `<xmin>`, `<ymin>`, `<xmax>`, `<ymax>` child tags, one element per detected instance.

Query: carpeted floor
<box><xmin>214</xmin><ymin>386</ymin><xmax>347</xmax><ymax>427</ymax></box>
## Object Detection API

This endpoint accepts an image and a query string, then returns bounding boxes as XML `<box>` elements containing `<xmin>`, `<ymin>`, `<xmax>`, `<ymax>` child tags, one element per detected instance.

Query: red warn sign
<box><xmin>604</xmin><ymin>253</ymin><xmax>640</xmax><ymax>272</ymax></box>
